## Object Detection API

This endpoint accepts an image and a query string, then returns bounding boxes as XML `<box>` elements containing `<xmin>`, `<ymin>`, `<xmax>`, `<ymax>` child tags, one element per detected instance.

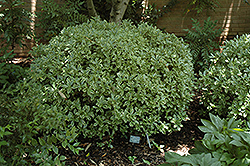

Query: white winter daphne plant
<box><xmin>1</xmin><ymin>18</ymin><xmax>195</xmax><ymax>165</ymax></box>
<box><xmin>199</xmin><ymin>34</ymin><xmax>250</xmax><ymax>119</ymax></box>
<box><xmin>29</xmin><ymin>18</ymin><xmax>194</xmax><ymax>139</ymax></box>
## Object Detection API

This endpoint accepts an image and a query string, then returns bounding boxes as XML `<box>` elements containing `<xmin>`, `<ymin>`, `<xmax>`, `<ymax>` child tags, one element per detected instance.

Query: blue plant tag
<box><xmin>129</xmin><ymin>135</ymin><xmax>140</xmax><ymax>144</ymax></box>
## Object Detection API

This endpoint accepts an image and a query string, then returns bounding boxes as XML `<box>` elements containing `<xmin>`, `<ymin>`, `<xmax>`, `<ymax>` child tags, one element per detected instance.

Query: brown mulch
<box><xmin>61</xmin><ymin>115</ymin><xmax>204</xmax><ymax>166</ymax></box>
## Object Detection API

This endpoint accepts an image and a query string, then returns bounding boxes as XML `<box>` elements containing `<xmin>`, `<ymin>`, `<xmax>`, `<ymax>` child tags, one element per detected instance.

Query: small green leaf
<box><xmin>58</xmin><ymin>90</ymin><xmax>66</xmax><ymax>99</ymax></box>
<box><xmin>60</xmin><ymin>155</ymin><xmax>67</xmax><ymax>161</ymax></box>
<box><xmin>0</xmin><ymin>141</ymin><xmax>8</xmax><ymax>146</ymax></box>
<box><xmin>199</xmin><ymin>126</ymin><xmax>213</xmax><ymax>133</ymax></box>
<box><xmin>62</xmin><ymin>140</ymin><xmax>67</xmax><ymax>148</ymax></box>
<box><xmin>220</xmin><ymin>153</ymin><xmax>234</xmax><ymax>164</ymax></box>
<box><xmin>73</xmin><ymin>142</ymin><xmax>80</xmax><ymax>147</ymax></box>
<box><xmin>142</xmin><ymin>159</ymin><xmax>151</xmax><ymax>165</ymax></box>
<box><xmin>54</xmin><ymin>155</ymin><xmax>61</xmax><ymax>165</ymax></box>
<box><xmin>38</xmin><ymin>137</ymin><xmax>46</xmax><ymax>146</ymax></box>
<box><xmin>35</xmin><ymin>159</ymin><xmax>43</xmax><ymax>164</ymax></box>
<box><xmin>66</xmin><ymin>130</ymin><xmax>70</xmax><ymax>137</ymax></box>
<box><xmin>230</xmin><ymin>140</ymin><xmax>246</xmax><ymax>147</ymax></box>
<box><xmin>76</xmin><ymin>147</ymin><xmax>84</xmax><ymax>151</ymax></box>
<box><xmin>227</xmin><ymin>117</ymin><xmax>235</xmax><ymax>129</ymax></box>
<box><xmin>51</xmin><ymin>135</ymin><xmax>57</xmax><ymax>143</ymax></box>
<box><xmin>200</xmin><ymin>119</ymin><xmax>217</xmax><ymax>132</ymax></box>
<box><xmin>2</xmin><ymin>131</ymin><xmax>12</xmax><ymax>136</ymax></box>
<box><xmin>31</xmin><ymin>138</ymin><xmax>38</xmax><ymax>146</ymax></box>
<box><xmin>189</xmin><ymin>141</ymin><xmax>209</xmax><ymax>154</ymax></box>
<box><xmin>209</xmin><ymin>113</ymin><xmax>223</xmax><ymax>131</ymax></box>
<box><xmin>68</xmin><ymin>145</ymin><xmax>74</xmax><ymax>152</ymax></box>
<box><xmin>47</xmin><ymin>136</ymin><xmax>52</xmax><ymax>145</ymax></box>
<box><xmin>52</xmin><ymin>145</ymin><xmax>59</xmax><ymax>154</ymax></box>
<box><xmin>247</xmin><ymin>122</ymin><xmax>250</xmax><ymax>129</ymax></box>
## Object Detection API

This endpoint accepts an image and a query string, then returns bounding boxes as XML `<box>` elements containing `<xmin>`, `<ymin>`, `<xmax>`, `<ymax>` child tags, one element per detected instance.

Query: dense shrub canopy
<box><xmin>200</xmin><ymin>34</ymin><xmax>250</xmax><ymax>119</ymax></box>
<box><xmin>28</xmin><ymin>19</ymin><xmax>194</xmax><ymax>139</ymax></box>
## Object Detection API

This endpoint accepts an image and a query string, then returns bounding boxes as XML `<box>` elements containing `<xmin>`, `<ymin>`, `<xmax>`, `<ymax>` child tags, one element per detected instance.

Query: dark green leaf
<box><xmin>62</xmin><ymin>140</ymin><xmax>67</xmax><ymax>149</ymax></box>
<box><xmin>209</xmin><ymin>113</ymin><xmax>223</xmax><ymax>132</ymax></box>
<box><xmin>52</xmin><ymin>145</ymin><xmax>59</xmax><ymax>154</ymax></box>
<box><xmin>38</xmin><ymin>137</ymin><xmax>46</xmax><ymax>146</ymax></box>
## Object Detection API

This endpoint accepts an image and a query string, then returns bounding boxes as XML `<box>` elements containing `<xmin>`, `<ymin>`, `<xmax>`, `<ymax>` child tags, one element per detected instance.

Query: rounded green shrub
<box><xmin>200</xmin><ymin>34</ymin><xmax>250</xmax><ymax>119</ymax></box>
<box><xmin>28</xmin><ymin>18</ymin><xmax>194</xmax><ymax>139</ymax></box>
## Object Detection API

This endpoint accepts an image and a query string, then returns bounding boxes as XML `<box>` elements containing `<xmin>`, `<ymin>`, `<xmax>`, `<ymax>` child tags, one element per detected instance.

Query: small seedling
<box><xmin>128</xmin><ymin>156</ymin><xmax>137</xmax><ymax>165</ymax></box>
<box><xmin>152</xmin><ymin>140</ymin><xmax>160</xmax><ymax>151</ymax></box>
<box><xmin>152</xmin><ymin>140</ymin><xmax>165</xmax><ymax>154</ymax></box>
<box><xmin>142</xmin><ymin>159</ymin><xmax>151</xmax><ymax>165</ymax></box>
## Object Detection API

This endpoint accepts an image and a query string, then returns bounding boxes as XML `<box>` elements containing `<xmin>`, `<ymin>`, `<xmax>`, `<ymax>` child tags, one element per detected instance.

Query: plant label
<box><xmin>129</xmin><ymin>135</ymin><xmax>140</xmax><ymax>144</ymax></box>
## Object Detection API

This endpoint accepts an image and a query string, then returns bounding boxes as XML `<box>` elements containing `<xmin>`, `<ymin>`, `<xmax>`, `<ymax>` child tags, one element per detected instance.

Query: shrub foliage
<box><xmin>200</xmin><ymin>34</ymin><xmax>250</xmax><ymax>119</ymax></box>
<box><xmin>1</xmin><ymin>19</ymin><xmax>194</xmax><ymax>164</ymax></box>
<box><xmin>30</xmin><ymin>18</ymin><xmax>194</xmax><ymax>137</ymax></box>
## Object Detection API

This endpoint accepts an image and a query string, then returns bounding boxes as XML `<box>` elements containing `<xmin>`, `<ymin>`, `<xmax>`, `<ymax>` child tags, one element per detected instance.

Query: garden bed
<box><xmin>61</xmin><ymin>110</ymin><xmax>204</xmax><ymax>166</ymax></box>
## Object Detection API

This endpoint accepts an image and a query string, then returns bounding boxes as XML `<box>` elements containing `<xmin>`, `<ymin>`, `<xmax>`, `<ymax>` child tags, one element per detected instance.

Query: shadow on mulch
<box><xmin>61</xmin><ymin>117</ymin><xmax>204</xmax><ymax>166</ymax></box>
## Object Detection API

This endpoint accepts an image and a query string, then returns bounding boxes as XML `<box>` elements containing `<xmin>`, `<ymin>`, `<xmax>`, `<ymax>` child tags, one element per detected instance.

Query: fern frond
<box><xmin>185</xmin><ymin>17</ymin><xmax>223</xmax><ymax>74</ymax></box>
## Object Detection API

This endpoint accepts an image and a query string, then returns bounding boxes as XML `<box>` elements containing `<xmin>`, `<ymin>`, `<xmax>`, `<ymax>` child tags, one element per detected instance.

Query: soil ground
<box><xmin>61</xmin><ymin>107</ymin><xmax>205</xmax><ymax>166</ymax></box>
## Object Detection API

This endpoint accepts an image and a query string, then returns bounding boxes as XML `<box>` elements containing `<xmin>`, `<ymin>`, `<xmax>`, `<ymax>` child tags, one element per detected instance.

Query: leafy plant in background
<box><xmin>0</xmin><ymin>0</ymin><xmax>33</xmax><ymax>51</ymax></box>
<box><xmin>91</xmin><ymin>0</ymin><xmax>144</xmax><ymax>25</ymax></box>
<box><xmin>83</xmin><ymin>0</ymin><xmax>178</xmax><ymax>26</ymax></box>
<box><xmin>199</xmin><ymin>34</ymin><xmax>250</xmax><ymax>119</ymax></box>
<box><xmin>0</xmin><ymin>0</ymin><xmax>77</xmax><ymax>161</ymax></box>
<box><xmin>184</xmin><ymin>17</ymin><xmax>222</xmax><ymax>75</ymax></box>
<box><xmin>0</xmin><ymin>0</ymin><xmax>30</xmax><ymax>89</ymax></box>
<box><xmin>0</xmin><ymin>83</ymin><xmax>36</xmax><ymax>165</ymax></box>
<box><xmin>243</xmin><ymin>0</ymin><xmax>249</xmax><ymax>5</ymax></box>
<box><xmin>124</xmin><ymin>0</ymin><xmax>145</xmax><ymax>24</ymax></box>
<box><xmin>160</xmin><ymin>113</ymin><xmax>250</xmax><ymax>166</ymax></box>
<box><xmin>0</xmin><ymin>2</ymin><xmax>34</xmax><ymax>165</ymax></box>
<box><xmin>141</xmin><ymin>0</ymin><xmax>179</xmax><ymax>26</ymax></box>
<box><xmin>36</xmin><ymin>0</ymin><xmax>88</xmax><ymax>42</ymax></box>
<box><xmin>36</xmin><ymin>0</ymin><xmax>146</xmax><ymax>42</ymax></box>
<box><xmin>0</xmin><ymin>50</ymin><xmax>27</xmax><ymax>89</ymax></box>
<box><xmin>185</xmin><ymin>0</ymin><xmax>219</xmax><ymax>14</ymax></box>
<box><xmin>36</xmin><ymin>0</ymin><xmax>178</xmax><ymax>40</ymax></box>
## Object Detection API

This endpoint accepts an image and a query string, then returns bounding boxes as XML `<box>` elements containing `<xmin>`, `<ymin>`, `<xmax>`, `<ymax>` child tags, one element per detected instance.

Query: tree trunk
<box><xmin>110</xmin><ymin>0</ymin><xmax>130</xmax><ymax>24</ymax></box>
<box><xmin>86</xmin><ymin>0</ymin><xmax>98</xmax><ymax>17</ymax></box>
